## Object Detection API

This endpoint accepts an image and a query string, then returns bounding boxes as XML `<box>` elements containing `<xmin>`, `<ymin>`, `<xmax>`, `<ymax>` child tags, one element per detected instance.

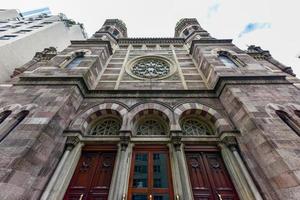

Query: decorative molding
<box><xmin>65</xmin><ymin>136</ymin><xmax>80</xmax><ymax>150</ymax></box>
<box><xmin>119</xmin><ymin>130</ymin><xmax>131</xmax><ymax>151</ymax></box>
<box><xmin>118</xmin><ymin>38</ymin><xmax>185</xmax><ymax>44</ymax></box>
<box><xmin>170</xmin><ymin>130</ymin><xmax>182</xmax><ymax>151</ymax></box>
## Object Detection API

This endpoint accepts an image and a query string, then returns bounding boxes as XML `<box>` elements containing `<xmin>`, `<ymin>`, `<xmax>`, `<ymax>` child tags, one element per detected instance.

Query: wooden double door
<box><xmin>64</xmin><ymin>147</ymin><xmax>116</xmax><ymax>200</ymax></box>
<box><xmin>128</xmin><ymin>146</ymin><xmax>174</xmax><ymax>200</ymax></box>
<box><xmin>185</xmin><ymin>147</ymin><xmax>239</xmax><ymax>200</ymax></box>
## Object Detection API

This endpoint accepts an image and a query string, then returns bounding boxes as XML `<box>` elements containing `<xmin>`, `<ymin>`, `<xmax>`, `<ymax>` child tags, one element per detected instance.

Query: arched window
<box><xmin>89</xmin><ymin>117</ymin><xmax>121</xmax><ymax>135</ymax></box>
<box><xmin>192</xmin><ymin>25</ymin><xmax>199</xmax><ymax>30</ymax></box>
<box><xmin>180</xmin><ymin>117</ymin><xmax>213</xmax><ymax>135</ymax></box>
<box><xmin>136</xmin><ymin>118</ymin><xmax>167</xmax><ymax>135</ymax></box>
<box><xmin>0</xmin><ymin>110</ymin><xmax>11</xmax><ymax>124</ymax></box>
<box><xmin>276</xmin><ymin>110</ymin><xmax>300</xmax><ymax>136</ymax></box>
<box><xmin>0</xmin><ymin>110</ymin><xmax>29</xmax><ymax>142</ymax></box>
<box><xmin>183</xmin><ymin>29</ymin><xmax>189</xmax><ymax>36</ymax></box>
<box><xmin>218</xmin><ymin>51</ymin><xmax>246</xmax><ymax>68</ymax></box>
<box><xmin>295</xmin><ymin>110</ymin><xmax>300</xmax><ymax>118</ymax></box>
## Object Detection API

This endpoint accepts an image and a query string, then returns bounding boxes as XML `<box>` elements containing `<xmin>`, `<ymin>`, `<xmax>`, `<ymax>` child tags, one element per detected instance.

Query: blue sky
<box><xmin>2</xmin><ymin>0</ymin><xmax>300</xmax><ymax>77</ymax></box>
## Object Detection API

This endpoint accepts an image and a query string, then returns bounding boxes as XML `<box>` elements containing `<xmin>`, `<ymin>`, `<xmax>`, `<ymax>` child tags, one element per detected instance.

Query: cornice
<box><xmin>117</xmin><ymin>38</ymin><xmax>185</xmax><ymax>44</ymax></box>
<box><xmin>189</xmin><ymin>39</ymin><xmax>233</xmax><ymax>54</ymax></box>
<box><xmin>70</xmin><ymin>39</ymin><xmax>113</xmax><ymax>55</ymax></box>
<box><xmin>15</xmin><ymin>74</ymin><xmax>290</xmax><ymax>98</ymax></box>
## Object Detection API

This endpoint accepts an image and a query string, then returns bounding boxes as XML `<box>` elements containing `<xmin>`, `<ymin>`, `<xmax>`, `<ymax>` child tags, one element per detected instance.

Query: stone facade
<box><xmin>0</xmin><ymin>18</ymin><xmax>299</xmax><ymax>200</ymax></box>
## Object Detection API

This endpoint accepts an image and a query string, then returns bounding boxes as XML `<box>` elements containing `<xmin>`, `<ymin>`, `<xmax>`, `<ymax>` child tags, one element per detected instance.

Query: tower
<box><xmin>0</xmin><ymin>18</ymin><xmax>299</xmax><ymax>200</ymax></box>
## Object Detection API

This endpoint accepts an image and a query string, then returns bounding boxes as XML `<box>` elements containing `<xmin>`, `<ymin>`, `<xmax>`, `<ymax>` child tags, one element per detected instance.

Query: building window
<box><xmin>295</xmin><ymin>110</ymin><xmax>300</xmax><ymax>118</ymax></box>
<box><xmin>66</xmin><ymin>51</ymin><xmax>85</xmax><ymax>69</ymax></box>
<box><xmin>14</xmin><ymin>30</ymin><xmax>32</xmax><ymax>34</ymax></box>
<box><xmin>192</xmin><ymin>25</ymin><xmax>199</xmax><ymax>30</ymax></box>
<box><xmin>113</xmin><ymin>29</ymin><xmax>119</xmax><ymax>36</ymax></box>
<box><xmin>0</xmin><ymin>35</ymin><xmax>17</xmax><ymax>40</ymax></box>
<box><xmin>136</xmin><ymin>118</ymin><xmax>166</xmax><ymax>135</ymax></box>
<box><xmin>41</xmin><ymin>21</ymin><xmax>53</xmax><ymax>25</ymax></box>
<box><xmin>89</xmin><ymin>117</ymin><xmax>121</xmax><ymax>135</ymax></box>
<box><xmin>218</xmin><ymin>51</ymin><xmax>246</xmax><ymax>67</ymax></box>
<box><xmin>0</xmin><ymin>111</ymin><xmax>11</xmax><ymax>124</ymax></box>
<box><xmin>276</xmin><ymin>110</ymin><xmax>300</xmax><ymax>136</ymax></box>
<box><xmin>0</xmin><ymin>110</ymin><xmax>29</xmax><ymax>142</ymax></box>
<box><xmin>181</xmin><ymin>117</ymin><xmax>213</xmax><ymax>135</ymax></box>
<box><xmin>183</xmin><ymin>29</ymin><xmax>189</xmax><ymax>36</ymax></box>
<box><xmin>29</xmin><ymin>25</ymin><xmax>43</xmax><ymax>29</ymax></box>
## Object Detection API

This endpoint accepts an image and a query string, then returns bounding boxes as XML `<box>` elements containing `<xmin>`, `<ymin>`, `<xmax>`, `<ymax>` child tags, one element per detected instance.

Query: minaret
<box><xmin>92</xmin><ymin>19</ymin><xmax>127</xmax><ymax>48</ymax></box>
<box><xmin>175</xmin><ymin>18</ymin><xmax>213</xmax><ymax>45</ymax></box>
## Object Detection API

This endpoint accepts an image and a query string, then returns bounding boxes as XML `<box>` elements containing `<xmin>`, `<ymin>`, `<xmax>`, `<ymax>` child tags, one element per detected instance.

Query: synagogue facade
<box><xmin>0</xmin><ymin>18</ymin><xmax>300</xmax><ymax>200</ymax></box>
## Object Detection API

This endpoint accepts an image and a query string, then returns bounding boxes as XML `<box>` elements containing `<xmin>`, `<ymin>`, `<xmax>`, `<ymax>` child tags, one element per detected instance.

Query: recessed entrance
<box><xmin>185</xmin><ymin>146</ymin><xmax>239</xmax><ymax>200</ymax></box>
<box><xmin>63</xmin><ymin>146</ymin><xmax>117</xmax><ymax>200</ymax></box>
<box><xmin>128</xmin><ymin>145</ymin><xmax>174</xmax><ymax>200</ymax></box>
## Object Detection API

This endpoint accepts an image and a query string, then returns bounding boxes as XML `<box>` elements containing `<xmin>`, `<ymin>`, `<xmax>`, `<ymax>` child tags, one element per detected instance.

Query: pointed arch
<box><xmin>0</xmin><ymin>110</ymin><xmax>29</xmax><ymax>142</ymax></box>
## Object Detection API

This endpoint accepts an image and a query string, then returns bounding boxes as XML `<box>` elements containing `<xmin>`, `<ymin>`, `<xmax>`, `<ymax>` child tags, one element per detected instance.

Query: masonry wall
<box><xmin>0</xmin><ymin>85</ymin><xmax>82</xmax><ymax>199</ymax></box>
<box><xmin>220</xmin><ymin>83</ymin><xmax>300</xmax><ymax>200</ymax></box>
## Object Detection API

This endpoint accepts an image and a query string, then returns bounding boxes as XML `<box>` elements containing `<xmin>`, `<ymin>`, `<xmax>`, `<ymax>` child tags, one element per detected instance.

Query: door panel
<box><xmin>64</xmin><ymin>151</ymin><xmax>116</xmax><ymax>200</ymax></box>
<box><xmin>186</xmin><ymin>150</ymin><xmax>239</xmax><ymax>200</ymax></box>
<box><xmin>128</xmin><ymin>146</ymin><xmax>173</xmax><ymax>200</ymax></box>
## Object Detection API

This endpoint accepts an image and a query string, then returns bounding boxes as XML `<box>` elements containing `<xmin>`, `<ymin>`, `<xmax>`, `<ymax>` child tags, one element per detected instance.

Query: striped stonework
<box><xmin>69</xmin><ymin>102</ymin><xmax>128</xmax><ymax>133</ymax></box>
<box><xmin>174</xmin><ymin>102</ymin><xmax>233</xmax><ymax>134</ymax></box>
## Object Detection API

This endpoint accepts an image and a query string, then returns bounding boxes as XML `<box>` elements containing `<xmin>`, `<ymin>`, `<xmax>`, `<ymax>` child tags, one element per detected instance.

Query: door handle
<box><xmin>149</xmin><ymin>194</ymin><xmax>152</xmax><ymax>200</ymax></box>
<box><xmin>122</xmin><ymin>193</ymin><xmax>126</xmax><ymax>200</ymax></box>
<box><xmin>79</xmin><ymin>194</ymin><xmax>84</xmax><ymax>200</ymax></box>
<box><xmin>176</xmin><ymin>194</ymin><xmax>180</xmax><ymax>200</ymax></box>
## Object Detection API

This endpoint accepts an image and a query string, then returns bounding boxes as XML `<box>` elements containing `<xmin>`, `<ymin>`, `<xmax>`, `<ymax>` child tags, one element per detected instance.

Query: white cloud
<box><xmin>1</xmin><ymin>0</ymin><xmax>300</xmax><ymax>77</ymax></box>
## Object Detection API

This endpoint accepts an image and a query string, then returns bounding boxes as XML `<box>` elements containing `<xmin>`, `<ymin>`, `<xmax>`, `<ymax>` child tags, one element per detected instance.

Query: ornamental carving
<box><xmin>181</xmin><ymin>118</ymin><xmax>213</xmax><ymax>135</ymax></box>
<box><xmin>89</xmin><ymin>117</ymin><xmax>121</xmax><ymax>135</ymax></box>
<box><xmin>126</xmin><ymin>56</ymin><xmax>176</xmax><ymax>80</ymax></box>
<box><xmin>132</xmin><ymin>58</ymin><xmax>170</xmax><ymax>79</ymax></box>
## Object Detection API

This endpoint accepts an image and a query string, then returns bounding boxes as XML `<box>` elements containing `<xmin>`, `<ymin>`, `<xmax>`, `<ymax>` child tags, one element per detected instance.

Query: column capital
<box><xmin>119</xmin><ymin>130</ymin><xmax>132</xmax><ymax>151</ymax></box>
<box><xmin>170</xmin><ymin>130</ymin><xmax>183</xmax><ymax>151</ymax></box>
<box><xmin>65</xmin><ymin>136</ymin><xmax>80</xmax><ymax>150</ymax></box>
<box><xmin>220</xmin><ymin>135</ymin><xmax>238</xmax><ymax>148</ymax></box>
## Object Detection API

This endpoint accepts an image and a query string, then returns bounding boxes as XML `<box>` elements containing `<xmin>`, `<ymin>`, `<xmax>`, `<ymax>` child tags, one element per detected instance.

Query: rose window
<box><xmin>90</xmin><ymin>117</ymin><xmax>121</xmax><ymax>135</ymax></box>
<box><xmin>132</xmin><ymin>58</ymin><xmax>170</xmax><ymax>79</ymax></box>
<box><xmin>181</xmin><ymin>118</ymin><xmax>213</xmax><ymax>135</ymax></box>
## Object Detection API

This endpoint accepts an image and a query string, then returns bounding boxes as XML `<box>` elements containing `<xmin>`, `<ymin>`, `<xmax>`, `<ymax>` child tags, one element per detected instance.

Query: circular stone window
<box><xmin>126</xmin><ymin>56</ymin><xmax>176</xmax><ymax>80</ymax></box>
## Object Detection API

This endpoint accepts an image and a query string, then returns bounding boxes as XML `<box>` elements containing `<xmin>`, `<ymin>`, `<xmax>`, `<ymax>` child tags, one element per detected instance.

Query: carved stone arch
<box><xmin>69</xmin><ymin>102</ymin><xmax>128</xmax><ymax>134</ymax></box>
<box><xmin>211</xmin><ymin>48</ymin><xmax>237</xmax><ymax>57</ymax></box>
<box><xmin>174</xmin><ymin>102</ymin><xmax>233</xmax><ymax>134</ymax></box>
<box><xmin>284</xmin><ymin>103</ymin><xmax>300</xmax><ymax>116</ymax></box>
<box><xmin>18</xmin><ymin>104</ymin><xmax>38</xmax><ymax>112</ymax></box>
<box><xmin>127</xmin><ymin>102</ymin><xmax>174</xmax><ymax>134</ymax></box>
<box><xmin>0</xmin><ymin>104</ymin><xmax>22</xmax><ymax>114</ymax></box>
<box><xmin>265</xmin><ymin>103</ymin><xmax>287</xmax><ymax>118</ymax></box>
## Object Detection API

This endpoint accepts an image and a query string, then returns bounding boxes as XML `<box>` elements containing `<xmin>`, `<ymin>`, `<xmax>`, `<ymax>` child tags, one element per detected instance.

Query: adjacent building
<box><xmin>0</xmin><ymin>18</ymin><xmax>299</xmax><ymax>200</ymax></box>
<box><xmin>0</xmin><ymin>9</ymin><xmax>87</xmax><ymax>82</ymax></box>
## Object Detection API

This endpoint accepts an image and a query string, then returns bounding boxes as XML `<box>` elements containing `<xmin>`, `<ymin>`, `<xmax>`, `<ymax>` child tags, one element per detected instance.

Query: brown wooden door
<box><xmin>64</xmin><ymin>150</ymin><xmax>116</xmax><ymax>200</ymax></box>
<box><xmin>186</xmin><ymin>148</ymin><xmax>239</xmax><ymax>200</ymax></box>
<box><xmin>128</xmin><ymin>146</ymin><xmax>174</xmax><ymax>200</ymax></box>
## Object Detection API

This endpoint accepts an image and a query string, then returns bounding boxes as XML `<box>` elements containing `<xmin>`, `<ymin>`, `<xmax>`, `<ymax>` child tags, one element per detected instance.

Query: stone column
<box><xmin>230</xmin><ymin>146</ymin><xmax>263</xmax><ymax>200</ymax></box>
<box><xmin>171</xmin><ymin>131</ymin><xmax>193</xmax><ymax>200</ymax></box>
<box><xmin>41</xmin><ymin>136</ymin><xmax>82</xmax><ymax>200</ymax></box>
<box><xmin>110</xmin><ymin>131</ymin><xmax>131</xmax><ymax>200</ymax></box>
<box><xmin>219</xmin><ymin>139</ymin><xmax>255</xmax><ymax>200</ymax></box>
